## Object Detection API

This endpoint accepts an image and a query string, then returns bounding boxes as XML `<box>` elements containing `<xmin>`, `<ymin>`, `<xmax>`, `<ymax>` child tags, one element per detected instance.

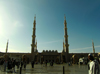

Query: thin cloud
<box><xmin>71</xmin><ymin>47</ymin><xmax>92</xmax><ymax>51</ymax></box>
<box><xmin>95</xmin><ymin>45</ymin><xmax>100</xmax><ymax>48</ymax></box>
<box><xmin>70</xmin><ymin>45</ymin><xmax>100</xmax><ymax>51</ymax></box>
<box><xmin>0</xmin><ymin>47</ymin><xmax>25</xmax><ymax>53</ymax></box>
<box><xmin>0</xmin><ymin>19</ymin><xmax>23</xmax><ymax>39</ymax></box>
<box><xmin>13</xmin><ymin>21</ymin><xmax>23</xmax><ymax>27</ymax></box>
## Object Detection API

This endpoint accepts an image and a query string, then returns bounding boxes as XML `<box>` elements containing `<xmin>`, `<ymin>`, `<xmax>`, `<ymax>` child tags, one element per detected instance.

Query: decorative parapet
<box><xmin>46</xmin><ymin>50</ymin><xmax>48</xmax><ymax>52</ymax></box>
<box><xmin>55</xmin><ymin>50</ymin><xmax>58</xmax><ymax>52</ymax></box>
<box><xmin>42</xmin><ymin>50</ymin><xmax>45</xmax><ymax>52</ymax></box>
<box><xmin>42</xmin><ymin>50</ymin><xmax>58</xmax><ymax>53</ymax></box>
<box><xmin>52</xmin><ymin>50</ymin><xmax>54</xmax><ymax>52</ymax></box>
<box><xmin>49</xmin><ymin>50</ymin><xmax>51</xmax><ymax>52</ymax></box>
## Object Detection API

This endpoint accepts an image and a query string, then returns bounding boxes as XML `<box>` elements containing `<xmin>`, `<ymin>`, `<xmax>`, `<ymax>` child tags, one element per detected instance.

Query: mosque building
<box><xmin>0</xmin><ymin>15</ymin><xmax>99</xmax><ymax>63</ymax></box>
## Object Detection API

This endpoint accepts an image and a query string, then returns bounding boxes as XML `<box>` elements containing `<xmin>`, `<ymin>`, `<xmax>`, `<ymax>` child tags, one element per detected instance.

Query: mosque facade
<box><xmin>29</xmin><ymin>15</ymin><xmax>98</xmax><ymax>63</ymax></box>
<box><xmin>30</xmin><ymin>15</ymin><xmax>70</xmax><ymax>63</ymax></box>
<box><xmin>0</xmin><ymin>15</ymin><xmax>99</xmax><ymax>63</ymax></box>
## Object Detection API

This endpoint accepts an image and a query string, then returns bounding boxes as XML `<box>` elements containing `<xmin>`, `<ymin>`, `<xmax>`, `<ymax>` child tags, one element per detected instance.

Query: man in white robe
<box><xmin>88</xmin><ymin>53</ymin><xmax>99</xmax><ymax>74</ymax></box>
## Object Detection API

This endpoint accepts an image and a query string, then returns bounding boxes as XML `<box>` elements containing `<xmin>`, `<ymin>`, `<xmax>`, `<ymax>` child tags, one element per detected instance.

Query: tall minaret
<box><xmin>63</xmin><ymin>39</ymin><xmax>64</xmax><ymax>51</ymax></box>
<box><xmin>31</xmin><ymin>15</ymin><xmax>36</xmax><ymax>53</ymax></box>
<box><xmin>36</xmin><ymin>39</ymin><xmax>37</xmax><ymax>50</ymax></box>
<box><xmin>63</xmin><ymin>15</ymin><xmax>70</xmax><ymax>63</ymax></box>
<box><xmin>6</xmin><ymin>40</ymin><xmax>9</xmax><ymax>54</ymax></box>
<box><xmin>64</xmin><ymin>15</ymin><xmax>69</xmax><ymax>53</ymax></box>
<box><xmin>92</xmin><ymin>40</ymin><xmax>95</xmax><ymax>53</ymax></box>
<box><xmin>34</xmin><ymin>39</ymin><xmax>37</xmax><ymax>52</ymax></box>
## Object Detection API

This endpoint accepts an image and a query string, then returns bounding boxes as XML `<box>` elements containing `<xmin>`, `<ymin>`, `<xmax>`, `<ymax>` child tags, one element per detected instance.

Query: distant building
<box><xmin>30</xmin><ymin>15</ymin><xmax>69</xmax><ymax>63</ymax></box>
<box><xmin>0</xmin><ymin>15</ymin><xmax>98</xmax><ymax>63</ymax></box>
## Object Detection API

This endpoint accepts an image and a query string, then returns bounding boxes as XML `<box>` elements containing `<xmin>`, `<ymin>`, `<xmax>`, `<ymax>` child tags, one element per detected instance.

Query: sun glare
<box><xmin>0</xmin><ymin>4</ymin><xmax>6</xmax><ymax>35</ymax></box>
<box><xmin>0</xmin><ymin>17</ymin><xmax>3</xmax><ymax>35</ymax></box>
<box><xmin>0</xmin><ymin>4</ymin><xmax>14</xmax><ymax>37</ymax></box>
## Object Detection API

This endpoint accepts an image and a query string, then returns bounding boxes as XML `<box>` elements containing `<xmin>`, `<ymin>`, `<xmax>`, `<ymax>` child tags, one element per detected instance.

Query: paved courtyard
<box><xmin>0</xmin><ymin>63</ymin><xmax>99</xmax><ymax>74</ymax></box>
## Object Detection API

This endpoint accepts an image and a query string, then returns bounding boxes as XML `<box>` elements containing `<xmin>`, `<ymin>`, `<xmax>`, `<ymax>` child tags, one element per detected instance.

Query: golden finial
<box><xmin>64</xmin><ymin>14</ymin><xmax>66</xmax><ymax>20</ymax></box>
<box><xmin>34</xmin><ymin>14</ymin><xmax>36</xmax><ymax>20</ymax></box>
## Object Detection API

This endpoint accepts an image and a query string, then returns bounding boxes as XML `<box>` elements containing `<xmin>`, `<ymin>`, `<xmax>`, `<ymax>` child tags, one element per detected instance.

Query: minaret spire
<box><xmin>31</xmin><ymin>15</ymin><xmax>36</xmax><ymax>53</ymax></box>
<box><xmin>64</xmin><ymin>14</ymin><xmax>69</xmax><ymax>53</ymax></box>
<box><xmin>64</xmin><ymin>14</ymin><xmax>66</xmax><ymax>20</ymax></box>
<box><xmin>6</xmin><ymin>39</ymin><xmax>9</xmax><ymax>54</ymax></box>
<box><xmin>63</xmin><ymin>14</ymin><xmax>70</xmax><ymax>63</ymax></box>
<box><xmin>36</xmin><ymin>39</ymin><xmax>37</xmax><ymax>50</ymax></box>
<box><xmin>92</xmin><ymin>40</ymin><xmax>95</xmax><ymax>53</ymax></box>
<box><xmin>63</xmin><ymin>39</ymin><xmax>64</xmax><ymax>50</ymax></box>
<box><xmin>34</xmin><ymin>14</ymin><xmax>36</xmax><ymax>20</ymax></box>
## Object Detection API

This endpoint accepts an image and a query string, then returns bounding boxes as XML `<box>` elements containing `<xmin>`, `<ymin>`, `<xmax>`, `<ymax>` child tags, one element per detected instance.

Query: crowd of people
<box><xmin>0</xmin><ymin>58</ymin><xmax>20</xmax><ymax>73</ymax></box>
<box><xmin>0</xmin><ymin>54</ymin><xmax>99</xmax><ymax>74</ymax></box>
<box><xmin>42</xmin><ymin>60</ymin><xmax>54</xmax><ymax>67</ymax></box>
<box><xmin>0</xmin><ymin>58</ymin><xmax>36</xmax><ymax>73</ymax></box>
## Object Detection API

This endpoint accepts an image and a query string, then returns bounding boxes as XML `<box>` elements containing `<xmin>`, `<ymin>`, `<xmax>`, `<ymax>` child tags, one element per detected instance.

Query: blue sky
<box><xmin>0</xmin><ymin>0</ymin><xmax>100</xmax><ymax>53</ymax></box>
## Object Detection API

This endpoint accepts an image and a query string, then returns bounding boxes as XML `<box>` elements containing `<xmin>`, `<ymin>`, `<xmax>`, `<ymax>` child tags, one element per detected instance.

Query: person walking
<box><xmin>43</xmin><ymin>61</ymin><xmax>45</xmax><ymax>67</ymax></box>
<box><xmin>4</xmin><ymin>60</ymin><xmax>7</xmax><ymax>72</ymax></box>
<box><xmin>12</xmin><ymin>59</ymin><xmax>16</xmax><ymax>73</ymax></box>
<box><xmin>45</xmin><ymin>60</ymin><xmax>47</xmax><ymax>66</ymax></box>
<box><xmin>50</xmin><ymin>61</ymin><xmax>53</xmax><ymax>66</ymax></box>
<box><xmin>52</xmin><ymin>61</ymin><xmax>53</xmax><ymax>66</ymax></box>
<box><xmin>21</xmin><ymin>60</ymin><xmax>23</xmax><ymax>67</ymax></box>
<box><xmin>17</xmin><ymin>61</ymin><xmax>20</xmax><ymax>69</ymax></box>
<box><xmin>24</xmin><ymin>61</ymin><xmax>26</xmax><ymax>69</ymax></box>
<box><xmin>7</xmin><ymin>58</ymin><xmax>12</xmax><ymax>73</ymax></box>
<box><xmin>16</xmin><ymin>60</ymin><xmax>20</xmax><ymax>69</ymax></box>
<box><xmin>31</xmin><ymin>60</ymin><xmax>34</xmax><ymax>68</ymax></box>
<box><xmin>88</xmin><ymin>53</ymin><xmax>99</xmax><ymax>74</ymax></box>
<box><xmin>94</xmin><ymin>58</ymin><xmax>99</xmax><ymax>74</ymax></box>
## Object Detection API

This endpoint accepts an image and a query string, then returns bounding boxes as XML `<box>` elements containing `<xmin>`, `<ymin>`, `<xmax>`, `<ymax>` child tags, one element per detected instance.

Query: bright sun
<box><xmin>0</xmin><ymin>4</ymin><xmax>5</xmax><ymax>35</ymax></box>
